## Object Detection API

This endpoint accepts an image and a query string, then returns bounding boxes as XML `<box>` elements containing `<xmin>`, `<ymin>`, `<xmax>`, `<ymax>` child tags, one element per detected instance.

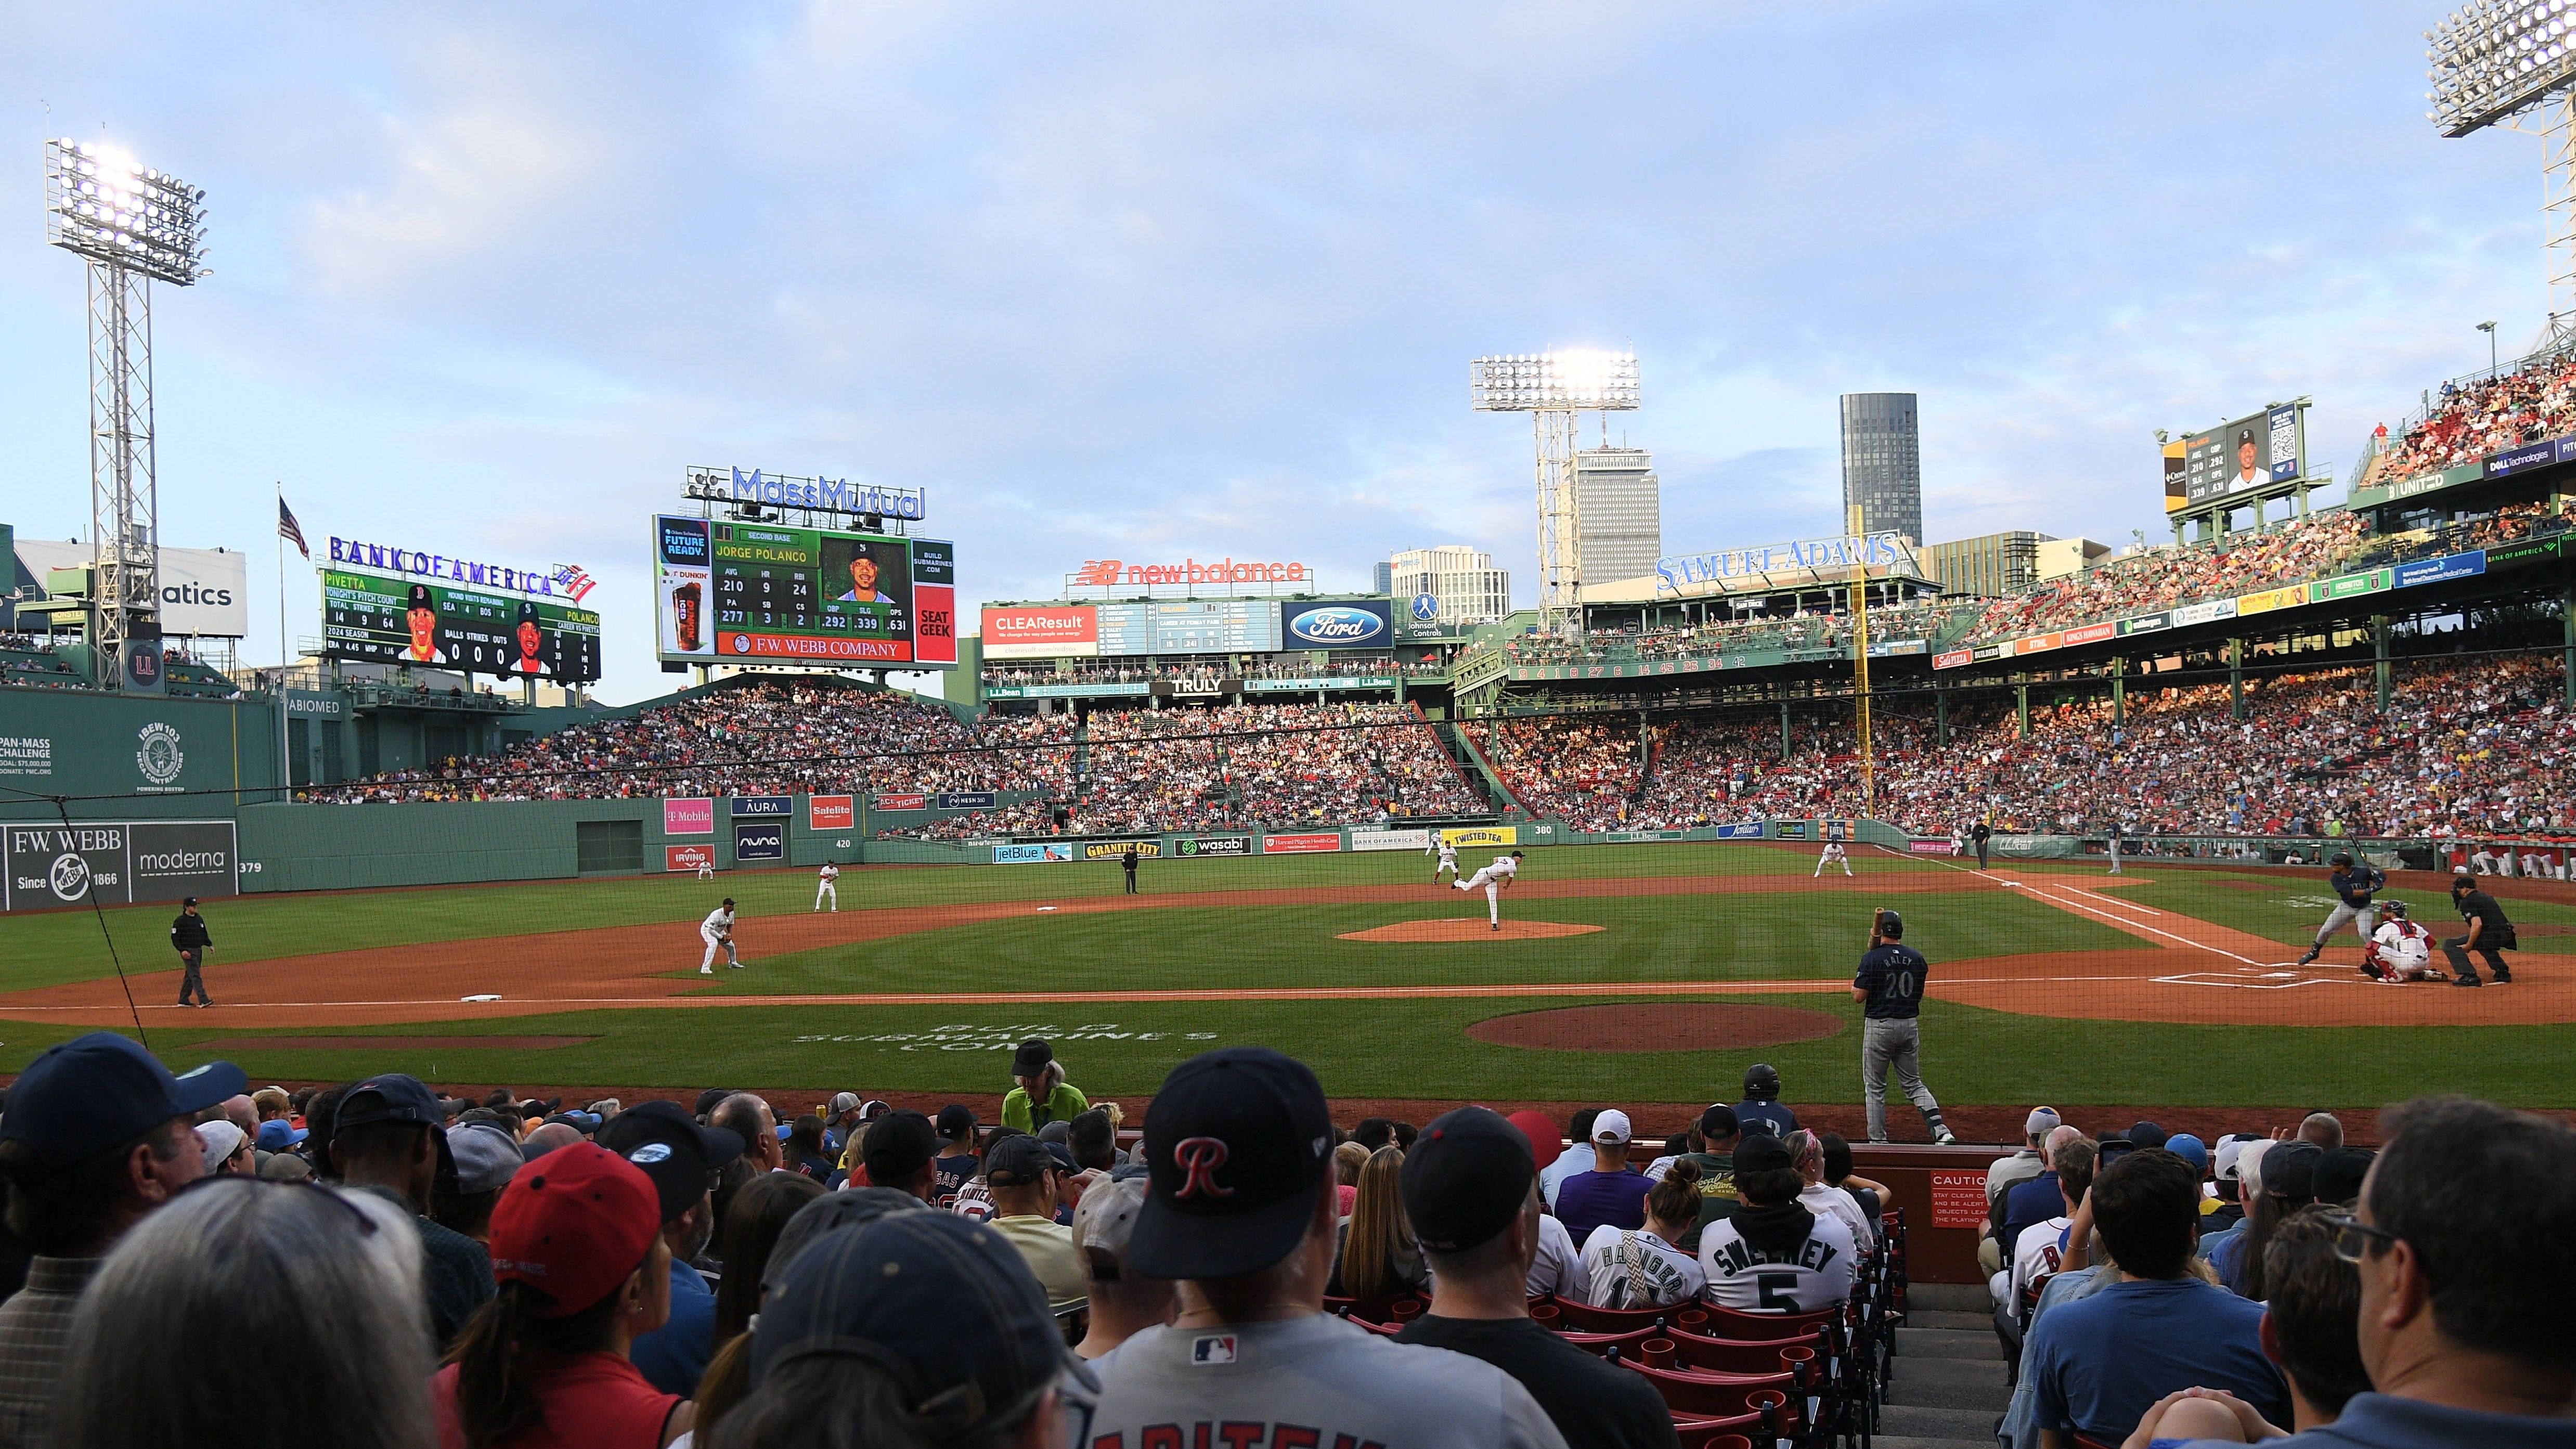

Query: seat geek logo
<box><xmin>1281</xmin><ymin>601</ymin><xmax>1391</xmax><ymax>648</ymax></box>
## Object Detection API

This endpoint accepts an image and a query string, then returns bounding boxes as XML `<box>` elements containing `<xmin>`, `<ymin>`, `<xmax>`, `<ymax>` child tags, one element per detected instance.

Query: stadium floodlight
<box><xmin>1470</xmin><ymin>349</ymin><xmax>1641</xmax><ymax>632</ymax></box>
<box><xmin>2428</xmin><ymin>1</ymin><xmax>2576</xmax><ymax>345</ymax></box>
<box><xmin>43</xmin><ymin>138</ymin><xmax>210</xmax><ymax>692</ymax></box>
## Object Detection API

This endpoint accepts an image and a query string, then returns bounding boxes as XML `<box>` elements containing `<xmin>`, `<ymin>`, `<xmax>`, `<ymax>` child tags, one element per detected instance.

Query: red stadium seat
<box><xmin>1671</xmin><ymin>1424</ymin><xmax>1757</xmax><ymax>1449</ymax></box>
<box><xmin>1617</xmin><ymin>1362</ymin><xmax>1795</xmax><ymax>1422</ymax></box>
<box><xmin>1555</xmin><ymin>1325</ymin><xmax>1663</xmax><ymax>1359</ymax></box>
<box><xmin>1544</xmin><ymin>1296</ymin><xmax>1678</xmax><ymax>1333</ymax></box>
<box><xmin>1650</xmin><ymin>1326</ymin><xmax>1821</xmax><ymax>1379</ymax></box>
<box><xmin>1688</xmin><ymin>1303</ymin><xmax>1840</xmax><ymax>1341</ymax></box>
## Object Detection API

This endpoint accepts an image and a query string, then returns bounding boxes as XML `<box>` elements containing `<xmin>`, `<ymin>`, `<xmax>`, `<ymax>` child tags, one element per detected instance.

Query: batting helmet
<box><xmin>2332</xmin><ymin>850</ymin><xmax>2355</xmax><ymax>869</ymax></box>
<box><xmin>1743</xmin><ymin>1064</ymin><xmax>1781</xmax><ymax>1101</ymax></box>
<box><xmin>1874</xmin><ymin>908</ymin><xmax>1905</xmax><ymax>940</ymax></box>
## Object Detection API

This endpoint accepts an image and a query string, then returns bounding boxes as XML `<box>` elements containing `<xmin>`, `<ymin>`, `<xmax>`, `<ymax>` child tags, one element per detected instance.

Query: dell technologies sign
<box><xmin>1281</xmin><ymin>600</ymin><xmax>1392</xmax><ymax>649</ymax></box>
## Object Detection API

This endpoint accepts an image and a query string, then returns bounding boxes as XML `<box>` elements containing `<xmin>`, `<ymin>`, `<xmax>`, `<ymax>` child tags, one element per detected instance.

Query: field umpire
<box><xmin>2446</xmin><ymin>872</ymin><xmax>2517</xmax><ymax>987</ymax></box>
<box><xmin>1853</xmin><ymin>908</ymin><xmax>1956</xmax><ymax>1145</ymax></box>
<box><xmin>171</xmin><ymin>896</ymin><xmax>213</xmax><ymax>1008</ymax></box>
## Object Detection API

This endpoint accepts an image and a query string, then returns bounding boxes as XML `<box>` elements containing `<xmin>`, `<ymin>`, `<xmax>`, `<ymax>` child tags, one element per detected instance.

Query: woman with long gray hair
<box><xmin>53</xmin><ymin>1176</ymin><xmax>433</xmax><ymax>1449</ymax></box>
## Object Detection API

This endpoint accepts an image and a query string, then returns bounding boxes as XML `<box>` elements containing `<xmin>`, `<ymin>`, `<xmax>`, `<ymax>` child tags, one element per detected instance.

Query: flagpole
<box><xmin>277</xmin><ymin>483</ymin><xmax>292</xmax><ymax>805</ymax></box>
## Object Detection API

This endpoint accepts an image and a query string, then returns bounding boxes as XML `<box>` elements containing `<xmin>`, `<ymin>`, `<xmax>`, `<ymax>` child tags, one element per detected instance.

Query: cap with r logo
<box><xmin>1129</xmin><ymin>1047</ymin><xmax>1333</xmax><ymax>1282</ymax></box>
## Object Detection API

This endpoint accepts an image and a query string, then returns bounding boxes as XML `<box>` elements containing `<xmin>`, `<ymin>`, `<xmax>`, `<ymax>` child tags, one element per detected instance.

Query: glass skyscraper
<box><xmin>1839</xmin><ymin>393</ymin><xmax>1922</xmax><ymax>544</ymax></box>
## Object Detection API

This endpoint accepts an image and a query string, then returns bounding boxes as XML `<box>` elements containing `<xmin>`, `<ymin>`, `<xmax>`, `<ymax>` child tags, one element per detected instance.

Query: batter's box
<box><xmin>2153</xmin><ymin>972</ymin><xmax>2339</xmax><ymax>990</ymax></box>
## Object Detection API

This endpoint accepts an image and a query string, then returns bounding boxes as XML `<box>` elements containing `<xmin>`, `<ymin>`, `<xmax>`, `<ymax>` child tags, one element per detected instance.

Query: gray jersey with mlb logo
<box><xmin>1088</xmin><ymin>1312</ymin><xmax>1566</xmax><ymax>1449</ymax></box>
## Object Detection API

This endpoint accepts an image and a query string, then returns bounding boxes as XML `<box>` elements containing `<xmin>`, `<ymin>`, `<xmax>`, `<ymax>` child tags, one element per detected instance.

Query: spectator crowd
<box><xmin>0</xmin><ymin>1034</ymin><xmax>2565</xmax><ymax>1449</ymax></box>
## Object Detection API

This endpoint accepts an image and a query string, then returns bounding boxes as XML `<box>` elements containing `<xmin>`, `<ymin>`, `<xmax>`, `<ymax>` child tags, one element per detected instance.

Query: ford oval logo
<box><xmin>1286</xmin><ymin>606</ymin><xmax>1384</xmax><ymax>645</ymax></box>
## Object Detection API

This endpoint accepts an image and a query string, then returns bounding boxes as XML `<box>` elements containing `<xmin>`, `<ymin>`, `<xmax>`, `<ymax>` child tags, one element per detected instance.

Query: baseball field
<box><xmin>1</xmin><ymin>841</ymin><xmax>2569</xmax><ymax>1136</ymax></box>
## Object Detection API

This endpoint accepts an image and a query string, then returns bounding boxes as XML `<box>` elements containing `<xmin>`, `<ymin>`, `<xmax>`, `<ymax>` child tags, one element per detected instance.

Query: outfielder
<box><xmin>1815</xmin><ymin>842</ymin><xmax>1852</xmax><ymax>877</ymax></box>
<box><xmin>696</xmin><ymin>852</ymin><xmax>716</xmax><ymax>882</ymax></box>
<box><xmin>2296</xmin><ymin>851</ymin><xmax>2385</xmax><ymax>966</ymax></box>
<box><xmin>699</xmin><ymin>898</ymin><xmax>741</xmax><ymax>975</ymax></box>
<box><xmin>1432</xmin><ymin>835</ymin><xmax>1459</xmax><ymax>881</ymax></box>
<box><xmin>1452</xmin><ymin>849</ymin><xmax>1524</xmax><ymax>930</ymax></box>
<box><xmin>2362</xmin><ymin>901</ymin><xmax>2441</xmax><ymax>982</ymax></box>
<box><xmin>814</xmin><ymin>861</ymin><xmax>840</xmax><ymax>911</ymax></box>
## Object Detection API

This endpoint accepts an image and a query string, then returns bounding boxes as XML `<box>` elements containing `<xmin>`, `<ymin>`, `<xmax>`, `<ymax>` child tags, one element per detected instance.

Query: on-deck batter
<box><xmin>1451</xmin><ymin>850</ymin><xmax>1524</xmax><ymax>931</ymax></box>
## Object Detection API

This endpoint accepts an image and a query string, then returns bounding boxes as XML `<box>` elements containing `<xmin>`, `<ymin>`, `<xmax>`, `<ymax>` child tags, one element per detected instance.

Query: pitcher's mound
<box><xmin>1471</xmin><ymin>1003</ymin><xmax>1844</xmax><ymax>1053</ymax></box>
<box><xmin>1339</xmin><ymin>918</ymin><xmax>1606</xmax><ymax>942</ymax></box>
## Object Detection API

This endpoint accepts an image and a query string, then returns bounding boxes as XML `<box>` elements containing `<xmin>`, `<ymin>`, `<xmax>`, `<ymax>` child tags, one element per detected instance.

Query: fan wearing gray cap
<box><xmin>332</xmin><ymin>1072</ymin><xmax>496</xmax><ymax>1348</ymax></box>
<box><xmin>718</xmin><ymin>1210</ymin><xmax>1098</xmax><ymax>1449</ymax></box>
<box><xmin>603</xmin><ymin>1099</ymin><xmax>747</xmax><ymax>1398</ymax></box>
<box><xmin>0</xmin><ymin>1032</ymin><xmax>244</xmax><ymax>1449</ymax></box>
<box><xmin>985</xmin><ymin>1134</ymin><xmax>1085</xmax><ymax>1314</ymax></box>
<box><xmin>1394</xmin><ymin>1108</ymin><xmax>1680</xmax><ymax>1449</ymax></box>
<box><xmin>1071</xmin><ymin>1175</ymin><xmax>1173</xmax><ymax>1361</ymax></box>
<box><xmin>435</xmin><ymin>1119</ymin><xmax>523</xmax><ymax>1245</ymax></box>
<box><xmin>1087</xmin><ymin>1049</ymin><xmax>1567</xmax><ymax>1449</ymax></box>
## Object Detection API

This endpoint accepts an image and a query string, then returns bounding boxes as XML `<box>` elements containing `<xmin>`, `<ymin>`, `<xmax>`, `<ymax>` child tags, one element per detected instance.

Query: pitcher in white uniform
<box><xmin>1451</xmin><ymin>851</ymin><xmax>1524</xmax><ymax>930</ymax></box>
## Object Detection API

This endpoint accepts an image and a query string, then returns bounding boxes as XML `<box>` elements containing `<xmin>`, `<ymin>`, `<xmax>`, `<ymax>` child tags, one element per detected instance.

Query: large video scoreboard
<box><xmin>321</xmin><ymin>567</ymin><xmax>602</xmax><ymax>681</ymax></box>
<box><xmin>653</xmin><ymin>514</ymin><xmax>957</xmax><ymax>668</ymax></box>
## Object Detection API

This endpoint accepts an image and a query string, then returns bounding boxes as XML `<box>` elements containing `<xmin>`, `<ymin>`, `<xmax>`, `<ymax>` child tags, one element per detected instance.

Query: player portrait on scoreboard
<box><xmin>511</xmin><ymin>600</ymin><xmax>547</xmax><ymax>675</ymax></box>
<box><xmin>403</xmin><ymin>583</ymin><xmax>450</xmax><ymax>664</ymax></box>
<box><xmin>2229</xmin><ymin>426</ymin><xmax>2266</xmax><ymax>493</ymax></box>
<box><xmin>824</xmin><ymin>536</ymin><xmax>913</xmax><ymax>617</ymax></box>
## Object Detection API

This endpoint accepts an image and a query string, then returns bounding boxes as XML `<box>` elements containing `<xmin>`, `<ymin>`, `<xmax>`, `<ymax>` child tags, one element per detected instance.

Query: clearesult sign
<box><xmin>5</xmin><ymin>820</ymin><xmax>238</xmax><ymax>911</ymax></box>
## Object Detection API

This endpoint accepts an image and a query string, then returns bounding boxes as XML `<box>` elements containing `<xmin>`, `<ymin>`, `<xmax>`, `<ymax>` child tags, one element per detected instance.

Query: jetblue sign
<box><xmin>685</xmin><ymin>465</ymin><xmax>926</xmax><ymax>521</ymax></box>
<box><xmin>1281</xmin><ymin>600</ymin><xmax>1392</xmax><ymax>648</ymax></box>
<box><xmin>1654</xmin><ymin>532</ymin><xmax>1908</xmax><ymax>596</ymax></box>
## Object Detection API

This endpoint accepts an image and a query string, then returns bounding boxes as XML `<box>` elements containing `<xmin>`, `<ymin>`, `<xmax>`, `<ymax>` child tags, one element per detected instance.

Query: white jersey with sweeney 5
<box><xmin>1085</xmin><ymin>1314</ymin><xmax>1568</xmax><ymax>1449</ymax></box>
<box><xmin>1696</xmin><ymin>1210</ymin><xmax>1857</xmax><ymax>1314</ymax></box>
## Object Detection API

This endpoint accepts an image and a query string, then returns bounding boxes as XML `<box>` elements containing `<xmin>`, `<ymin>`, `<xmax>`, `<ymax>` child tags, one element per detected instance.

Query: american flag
<box><xmin>278</xmin><ymin>497</ymin><xmax>309</xmax><ymax>559</ymax></box>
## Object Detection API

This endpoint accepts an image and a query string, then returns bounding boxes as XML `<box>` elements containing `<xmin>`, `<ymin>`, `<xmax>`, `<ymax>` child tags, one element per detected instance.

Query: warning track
<box><xmin>0</xmin><ymin>869</ymin><xmax>2559</xmax><ymax>1028</ymax></box>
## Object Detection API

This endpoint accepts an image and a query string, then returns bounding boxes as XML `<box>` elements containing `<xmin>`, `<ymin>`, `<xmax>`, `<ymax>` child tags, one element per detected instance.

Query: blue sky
<box><xmin>0</xmin><ymin>3</ymin><xmax>2545</xmax><ymax>703</ymax></box>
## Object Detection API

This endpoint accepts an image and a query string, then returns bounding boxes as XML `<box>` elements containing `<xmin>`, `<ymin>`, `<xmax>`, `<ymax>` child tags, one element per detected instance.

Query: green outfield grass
<box><xmin>5</xmin><ymin>994</ymin><xmax>2568</xmax><ymax>1110</ymax></box>
<box><xmin>3</xmin><ymin>845</ymin><xmax>2570</xmax><ymax>1110</ymax></box>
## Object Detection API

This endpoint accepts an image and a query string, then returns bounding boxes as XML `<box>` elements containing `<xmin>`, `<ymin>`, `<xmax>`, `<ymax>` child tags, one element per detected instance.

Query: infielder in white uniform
<box><xmin>2363</xmin><ymin>901</ymin><xmax>2442</xmax><ymax>982</ymax></box>
<box><xmin>1814</xmin><ymin>842</ymin><xmax>1851</xmax><ymax>877</ymax></box>
<box><xmin>1451</xmin><ymin>850</ymin><xmax>1523</xmax><ymax>930</ymax></box>
<box><xmin>814</xmin><ymin>861</ymin><xmax>840</xmax><ymax>911</ymax></box>
<box><xmin>1433</xmin><ymin>838</ymin><xmax>1459</xmax><ymax>881</ymax></box>
<box><xmin>699</xmin><ymin>899</ymin><xmax>740</xmax><ymax>975</ymax></box>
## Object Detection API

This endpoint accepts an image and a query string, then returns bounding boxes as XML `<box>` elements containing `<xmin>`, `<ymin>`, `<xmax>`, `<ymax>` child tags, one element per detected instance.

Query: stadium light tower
<box><xmin>42</xmin><ymin>138</ymin><xmax>210</xmax><ymax>691</ymax></box>
<box><xmin>1470</xmin><ymin>349</ymin><xmax>1640</xmax><ymax>633</ymax></box>
<box><xmin>2430</xmin><ymin>1</ymin><xmax>2576</xmax><ymax>350</ymax></box>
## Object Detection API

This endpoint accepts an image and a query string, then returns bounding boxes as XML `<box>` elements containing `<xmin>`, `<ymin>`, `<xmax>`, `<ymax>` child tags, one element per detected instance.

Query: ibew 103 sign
<box><xmin>1281</xmin><ymin>600</ymin><xmax>1391</xmax><ymax>647</ymax></box>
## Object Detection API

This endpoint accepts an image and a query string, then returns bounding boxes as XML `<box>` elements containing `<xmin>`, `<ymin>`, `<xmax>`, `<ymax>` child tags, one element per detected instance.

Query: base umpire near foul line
<box><xmin>1853</xmin><ymin>908</ymin><xmax>1955</xmax><ymax>1145</ymax></box>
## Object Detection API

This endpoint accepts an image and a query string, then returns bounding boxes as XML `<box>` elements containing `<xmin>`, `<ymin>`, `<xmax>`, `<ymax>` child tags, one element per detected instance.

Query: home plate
<box><xmin>460</xmin><ymin>994</ymin><xmax>502</xmax><ymax>1002</ymax></box>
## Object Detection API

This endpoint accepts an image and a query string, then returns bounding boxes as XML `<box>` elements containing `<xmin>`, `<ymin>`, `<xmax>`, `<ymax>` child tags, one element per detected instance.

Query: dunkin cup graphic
<box><xmin>674</xmin><ymin>580</ymin><xmax>703</xmax><ymax>652</ymax></box>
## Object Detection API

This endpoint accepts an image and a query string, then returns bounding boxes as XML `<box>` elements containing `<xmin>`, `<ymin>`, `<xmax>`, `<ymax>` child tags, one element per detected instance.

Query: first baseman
<box><xmin>2297</xmin><ymin>851</ymin><xmax>2384</xmax><ymax>966</ymax></box>
<box><xmin>700</xmin><ymin>898</ymin><xmax>741</xmax><ymax>975</ymax></box>
<box><xmin>1452</xmin><ymin>850</ymin><xmax>1524</xmax><ymax>930</ymax></box>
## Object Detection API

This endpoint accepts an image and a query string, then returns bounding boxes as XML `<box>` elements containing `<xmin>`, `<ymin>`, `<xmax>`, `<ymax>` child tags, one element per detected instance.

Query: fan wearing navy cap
<box><xmin>0</xmin><ymin>1031</ymin><xmax>243</xmax><ymax>1448</ymax></box>
<box><xmin>1695</xmin><ymin>1132</ymin><xmax>1858</xmax><ymax>1314</ymax></box>
<box><xmin>1395</xmin><ymin>1107</ymin><xmax>1681</xmax><ymax>1449</ymax></box>
<box><xmin>717</xmin><ymin>1207</ymin><xmax>1099</xmax><ymax>1448</ymax></box>
<box><xmin>931</xmin><ymin>1104</ymin><xmax>981</xmax><ymax>1204</ymax></box>
<box><xmin>435</xmin><ymin>1143</ymin><xmax>690</xmax><ymax>1449</ymax></box>
<box><xmin>333</xmin><ymin>1072</ymin><xmax>496</xmax><ymax>1349</ymax></box>
<box><xmin>1085</xmin><ymin>1047</ymin><xmax>1567</xmax><ymax>1449</ymax></box>
<box><xmin>601</xmin><ymin>1098</ymin><xmax>746</xmax><ymax>1398</ymax></box>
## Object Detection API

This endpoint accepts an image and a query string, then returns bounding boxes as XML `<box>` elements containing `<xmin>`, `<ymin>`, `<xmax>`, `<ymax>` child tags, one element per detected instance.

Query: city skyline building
<box><xmin>1387</xmin><ymin>545</ymin><xmax>1512</xmax><ymax>625</ymax></box>
<box><xmin>1839</xmin><ymin>393</ymin><xmax>1922</xmax><ymax>544</ymax></box>
<box><xmin>1571</xmin><ymin>445</ymin><xmax>1662</xmax><ymax>586</ymax></box>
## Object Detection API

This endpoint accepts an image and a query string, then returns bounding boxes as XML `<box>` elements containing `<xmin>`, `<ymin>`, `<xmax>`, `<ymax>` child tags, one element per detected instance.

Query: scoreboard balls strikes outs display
<box><xmin>322</xmin><ymin>568</ymin><xmax>602</xmax><ymax>681</ymax></box>
<box><xmin>653</xmin><ymin>514</ymin><xmax>958</xmax><ymax>668</ymax></box>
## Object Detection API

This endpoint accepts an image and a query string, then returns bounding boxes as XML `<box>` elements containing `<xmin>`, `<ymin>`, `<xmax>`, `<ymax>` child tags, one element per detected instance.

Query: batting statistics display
<box><xmin>2181</xmin><ymin>404</ymin><xmax>2306</xmax><ymax>506</ymax></box>
<box><xmin>653</xmin><ymin>515</ymin><xmax>957</xmax><ymax>668</ymax></box>
<box><xmin>321</xmin><ymin>567</ymin><xmax>602</xmax><ymax>681</ymax></box>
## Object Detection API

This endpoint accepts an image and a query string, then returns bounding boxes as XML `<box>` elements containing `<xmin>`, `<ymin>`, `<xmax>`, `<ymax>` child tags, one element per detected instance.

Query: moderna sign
<box><xmin>1281</xmin><ymin>600</ymin><xmax>1392</xmax><ymax>648</ymax></box>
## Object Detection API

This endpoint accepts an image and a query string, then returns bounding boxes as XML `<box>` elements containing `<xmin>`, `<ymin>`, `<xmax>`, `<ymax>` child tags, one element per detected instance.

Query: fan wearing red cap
<box><xmin>432</xmin><ymin>1143</ymin><xmax>693</xmax><ymax>1449</ymax></box>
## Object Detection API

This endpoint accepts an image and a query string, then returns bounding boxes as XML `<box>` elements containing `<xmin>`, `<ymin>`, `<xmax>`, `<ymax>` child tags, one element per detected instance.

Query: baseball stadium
<box><xmin>9</xmin><ymin>11</ymin><xmax>2576</xmax><ymax>1449</ymax></box>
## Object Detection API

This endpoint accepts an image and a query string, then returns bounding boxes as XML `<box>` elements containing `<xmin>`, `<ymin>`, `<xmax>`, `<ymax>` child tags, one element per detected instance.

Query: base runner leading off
<box><xmin>1451</xmin><ymin>850</ymin><xmax>1524</xmax><ymax>931</ymax></box>
<box><xmin>700</xmin><ymin>898</ymin><xmax>741</xmax><ymax>975</ymax></box>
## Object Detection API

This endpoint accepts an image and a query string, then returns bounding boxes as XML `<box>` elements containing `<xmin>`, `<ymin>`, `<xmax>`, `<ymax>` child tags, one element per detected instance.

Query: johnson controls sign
<box><xmin>1280</xmin><ymin>600</ymin><xmax>1392</xmax><ymax>649</ymax></box>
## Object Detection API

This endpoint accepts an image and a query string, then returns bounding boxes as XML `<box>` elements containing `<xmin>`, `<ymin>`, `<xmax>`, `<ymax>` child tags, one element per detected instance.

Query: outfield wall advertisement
<box><xmin>5</xmin><ymin>819</ymin><xmax>239</xmax><ymax>911</ymax></box>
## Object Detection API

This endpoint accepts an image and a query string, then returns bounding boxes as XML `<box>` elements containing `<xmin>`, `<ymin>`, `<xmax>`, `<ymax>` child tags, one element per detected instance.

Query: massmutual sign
<box><xmin>684</xmin><ymin>465</ymin><xmax>926</xmax><ymax>522</ymax></box>
<box><xmin>1653</xmin><ymin>532</ymin><xmax>1909</xmax><ymax>596</ymax></box>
